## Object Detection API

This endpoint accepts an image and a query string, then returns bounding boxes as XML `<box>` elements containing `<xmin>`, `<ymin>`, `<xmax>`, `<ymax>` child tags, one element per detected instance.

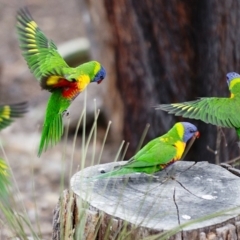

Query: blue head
<box><xmin>181</xmin><ymin>122</ymin><xmax>199</xmax><ymax>143</ymax></box>
<box><xmin>92</xmin><ymin>65</ymin><xmax>106</xmax><ymax>84</ymax></box>
<box><xmin>226</xmin><ymin>72</ymin><xmax>240</xmax><ymax>86</ymax></box>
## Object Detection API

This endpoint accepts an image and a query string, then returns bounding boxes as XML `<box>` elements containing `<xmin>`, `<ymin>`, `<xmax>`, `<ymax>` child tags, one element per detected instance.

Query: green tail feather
<box><xmin>38</xmin><ymin>113</ymin><xmax>64</xmax><ymax>156</ymax></box>
<box><xmin>92</xmin><ymin>168</ymin><xmax>138</xmax><ymax>179</ymax></box>
<box><xmin>90</xmin><ymin>165</ymin><xmax>163</xmax><ymax>180</ymax></box>
<box><xmin>38</xmin><ymin>90</ymin><xmax>70</xmax><ymax>156</ymax></box>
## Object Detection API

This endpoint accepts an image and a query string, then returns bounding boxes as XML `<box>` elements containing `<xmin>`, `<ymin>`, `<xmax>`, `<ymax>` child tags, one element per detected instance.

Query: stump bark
<box><xmin>53</xmin><ymin>161</ymin><xmax>240</xmax><ymax>239</ymax></box>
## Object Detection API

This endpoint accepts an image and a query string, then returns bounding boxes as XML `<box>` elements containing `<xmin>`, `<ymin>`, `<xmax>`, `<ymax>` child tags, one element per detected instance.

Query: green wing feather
<box><xmin>157</xmin><ymin>97</ymin><xmax>240</xmax><ymax>128</ymax></box>
<box><xmin>0</xmin><ymin>159</ymin><xmax>10</xmax><ymax>199</ymax></box>
<box><xmin>38</xmin><ymin>90</ymin><xmax>70</xmax><ymax>156</ymax></box>
<box><xmin>0</xmin><ymin>102</ymin><xmax>28</xmax><ymax>130</ymax></box>
<box><xmin>124</xmin><ymin>139</ymin><xmax>176</xmax><ymax>168</ymax></box>
<box><xmin>16</xmin><ymin>8</ymin><xmax>71</xmax><ymax>88</ymax></box>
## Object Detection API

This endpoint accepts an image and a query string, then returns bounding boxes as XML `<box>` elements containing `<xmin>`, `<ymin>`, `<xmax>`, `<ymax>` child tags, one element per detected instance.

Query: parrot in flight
<box><xmin>156</xmin><ymin>72</ymin><xmax>240</xmax><ymax>142</ymax></box>
<box><xmin>0</xmin><ymin>102</ymin><xmax>27</xmax><ymax>198</ymax></box>
<box><xmin>0</xmin><ymin>102</ymin><xmax>28</xmax><ymax>130</ymax></box>
<box><xmin>92</xmin><ymin>122</ymin><xmax>199</xmax><ymax>179</ymax></box>
<box><xmin>16</xmin><ymin>8</ymin><xmax>106</xmax><ymax>156</ymax></box>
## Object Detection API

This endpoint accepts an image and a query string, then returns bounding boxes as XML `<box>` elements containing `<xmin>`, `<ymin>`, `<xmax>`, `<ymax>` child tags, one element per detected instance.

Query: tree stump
<box><xmin>53</xmin><ymin>161</ymin><xmax>240</xmax><ymax>239</ymax></box>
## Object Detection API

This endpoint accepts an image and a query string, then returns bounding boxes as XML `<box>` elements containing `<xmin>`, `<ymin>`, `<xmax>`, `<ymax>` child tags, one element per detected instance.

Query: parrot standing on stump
<box><xmin>16</xmin><ymin>8</ymin><xmax>106</xmax><ymax>156</ymax></box>
<box><xmin>156</xmin><ymin>72</ymin><xmax>240</xmax><ymax>144</ymax></box>
<box><xmin>92</xmin><ymin>122</ymin><xmax>199</xmax><ymax>179</ymax></box>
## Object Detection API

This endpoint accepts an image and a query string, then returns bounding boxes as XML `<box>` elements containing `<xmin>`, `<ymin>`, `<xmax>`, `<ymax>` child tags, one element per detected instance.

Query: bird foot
<box><xmin>62</xmin><ymin>110</ymin><xmax>70</xmax><ymax>117</ymax></box>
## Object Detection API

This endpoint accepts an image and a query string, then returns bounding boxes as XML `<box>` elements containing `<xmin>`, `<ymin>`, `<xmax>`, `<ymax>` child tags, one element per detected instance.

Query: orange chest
<box><xmin>47</xmin><ymin>75</ymin><xmax>91</xmax><ymax>100</ymax></box>
<box><xmin>61</xmin><ymin>80</ymin><xmax>90</xmax><ymax>100</ymax></box>
<box><xmin>61</xmin><ymin>82</ymin><xmax>80</xmax><ymax>100</ymax></box>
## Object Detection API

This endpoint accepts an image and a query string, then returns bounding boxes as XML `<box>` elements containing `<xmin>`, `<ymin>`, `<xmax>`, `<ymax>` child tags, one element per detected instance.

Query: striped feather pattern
<box><xmin>0</xmin><ymin>102</ymin><xmax>28</xmax><ymax>130</ymax></box>
<box><xmin>16</xmin><ymin>8</ymin><xmax>69</xmax><ymax>87</ymax></box>
<box><xmin>157</xmin><ymin>97</ymin><xmax>240</xmax><ymax>128</ymax></box>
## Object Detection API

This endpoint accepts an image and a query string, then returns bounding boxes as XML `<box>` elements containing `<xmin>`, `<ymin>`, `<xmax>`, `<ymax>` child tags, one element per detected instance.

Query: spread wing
<box><xmin>157</xmin><ymin>97</ymin><xmax>240</xmax><ymax>128</ymax></box>
<box><xmin>16</xmin><ymin>8</ymin><xmax>72</xmax><ymax>89</ymax></box>
<box><xmin>0</xmin><ymin>102</ymin><xmax>28</xmax><ymax>130</ymax></box>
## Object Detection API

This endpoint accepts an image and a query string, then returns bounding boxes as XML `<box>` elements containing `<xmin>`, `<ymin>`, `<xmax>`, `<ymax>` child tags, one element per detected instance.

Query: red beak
<box><xmin>97</xmin><ymin>79</ymin><xmax>103</xmax><ymax>84</ymax></box>
<box><xmin>194</xmin><ymin>131</ymin><xmax>200</xmax><ymax>138</ymax></box>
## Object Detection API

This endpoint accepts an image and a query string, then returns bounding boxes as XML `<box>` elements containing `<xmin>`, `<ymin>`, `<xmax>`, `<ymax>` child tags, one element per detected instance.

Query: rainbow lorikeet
<box><xmin>156</xmin><ymin>72</ymin><xmax>240</xmax><ymax>142</ymax></box>
<box><xmin>16</xmin><ymin>8</ymin><xmax>106</xmax><ymax>156</ymax></box>
<box><xmin>0</xmin><ymin>102</ymin><xmax>28</xmax><ymax>130</ymax></box>
<box><xmin>0</xmin><ymin>102</ymin><xmax>27</xmax><ymax>198</ymax></box>
<box><xmin>92</xmin><ymin>122</ymin><xmax>199</xmax><ymax>179</ymax></box>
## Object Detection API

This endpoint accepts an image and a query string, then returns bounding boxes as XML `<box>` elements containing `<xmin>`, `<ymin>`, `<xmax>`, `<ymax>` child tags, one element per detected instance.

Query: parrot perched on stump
<box><xmin>16</xmin><ymin>8</ymin><xmax>106</xmax><ymax>156</ymax></box>
<box><xmin>92</xmin><ymin>122</ymin><xmax>199</xmax><ymax>179</ymax></box>
<box><xmin>156</xmin><ymin>72</ymin><xmax>240</xmax><ymax>143</ymax></box>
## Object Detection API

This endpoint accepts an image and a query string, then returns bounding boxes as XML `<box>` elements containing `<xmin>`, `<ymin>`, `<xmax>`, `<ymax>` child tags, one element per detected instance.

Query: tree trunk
<box><xmin>78</xmin><ymin>0</ymin><xmax>240</xmax><ymax>162</ymax></box>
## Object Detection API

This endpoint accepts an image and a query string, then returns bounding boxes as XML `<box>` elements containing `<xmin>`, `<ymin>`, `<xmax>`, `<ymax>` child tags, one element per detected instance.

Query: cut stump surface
<box><xmin>69</xmin><ymin>161</ymin><xmax>240</xmax><ymax>239</ymax></box>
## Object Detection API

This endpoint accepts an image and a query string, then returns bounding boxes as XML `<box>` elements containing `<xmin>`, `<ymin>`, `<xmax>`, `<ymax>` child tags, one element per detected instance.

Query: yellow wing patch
<box><xmin>26</xmin><ymin>21</ymin><xmax>38</xmax><ymax>31</ymax></box>
<box><xmin>0</xmin><ymin>106</ymin><xmax>10</xmax><ymax>122</ymax></box>
<box><xmin>25</xmin><ymin>27</ymin><xmax>36</xmax><ymax>34</ymax></box>
<box><xmin>26</xmin><ymin>39</ymin><xmax>36</xmax><ymax>43</ymax></box>
<box><xmin>28</xmin><ymin>49</ymin><xmax>38</xmax><ymax>53</ymax></box>
<box><xmin>27</xmin><ymin>44</ymin><xmax>37</xmax><ymax>48</ymax></box>
<box><xmin>172</xmin><ymin>103</ymin><xmax>184</xmax><ymax>108</ymax></box>
<box><xmin>187</xmin><ymin>106</ymin><xmax>194</xmax><ymax>111</ymax></box>
<box><xmin>26</xmin><ymin>33</ymin><xmax>36</xmax><ymax>39</ymax></box>
<box><xmin>46</xmin><ymin>76</ymin><xmax>63</xmax><ymax>86</ymax></box>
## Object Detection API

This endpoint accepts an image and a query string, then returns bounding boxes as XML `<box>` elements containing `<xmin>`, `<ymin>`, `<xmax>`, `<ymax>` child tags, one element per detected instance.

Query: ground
<box><xmin>0</xmin><ymin>0</ymin><xmax>117</xmax><ymax>238</ymax></box>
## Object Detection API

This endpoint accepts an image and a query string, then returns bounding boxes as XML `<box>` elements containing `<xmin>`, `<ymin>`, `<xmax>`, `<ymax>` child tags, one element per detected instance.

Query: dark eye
<box><xmin>100</xmin><ymin>75</ymin><xmax>104</xmax><ymax>80</ymax></box>
<box><xmin>189</xmin><ymin>129</ymin><xmax>195</xmax><ymax>133</ymax></box>
<box><xmin>71</xmin><ymin>78</ymin><xmax>77</xmax><ymax>82</ymax></box>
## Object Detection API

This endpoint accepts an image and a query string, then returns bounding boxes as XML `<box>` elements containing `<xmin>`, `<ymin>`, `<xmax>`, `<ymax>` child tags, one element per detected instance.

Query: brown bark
<box><xmin>79</xmin><ymin>0</ymin><xmax>240</xmax><ymax>162</ymax></box>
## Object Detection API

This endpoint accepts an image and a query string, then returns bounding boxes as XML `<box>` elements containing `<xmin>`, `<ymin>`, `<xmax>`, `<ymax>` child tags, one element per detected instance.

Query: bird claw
<box><xmin>62</xmin><ymin>110</ymin><xmax>70</xmax><ymax>117</ymax></box>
